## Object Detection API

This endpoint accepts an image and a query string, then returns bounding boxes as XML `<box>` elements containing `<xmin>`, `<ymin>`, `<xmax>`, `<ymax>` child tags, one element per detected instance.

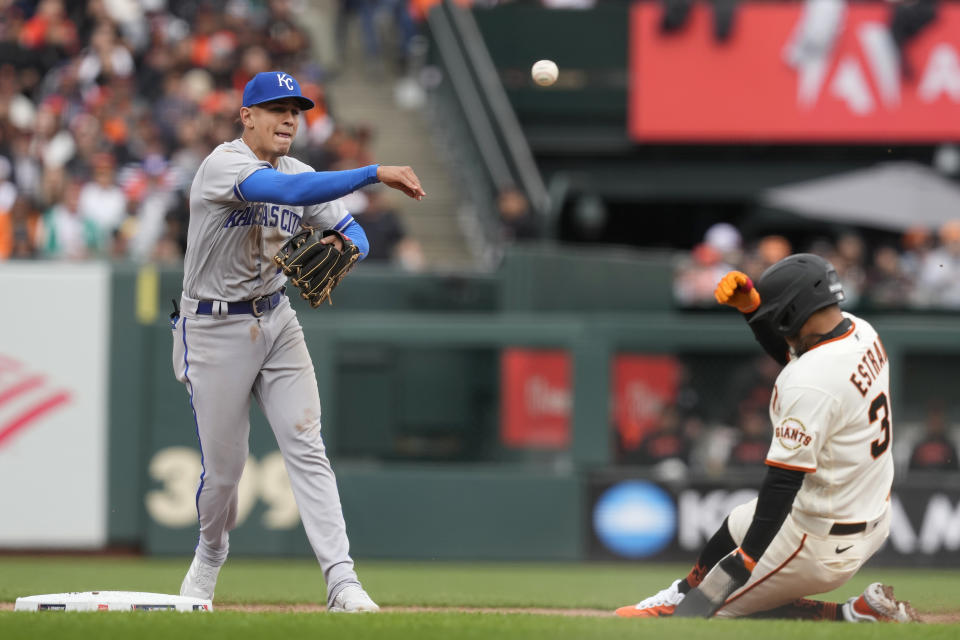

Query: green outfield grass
<box><xmin>1</xmin><ymin>557</ymin><xmax>957</xmax><ymax>639</ymax></box>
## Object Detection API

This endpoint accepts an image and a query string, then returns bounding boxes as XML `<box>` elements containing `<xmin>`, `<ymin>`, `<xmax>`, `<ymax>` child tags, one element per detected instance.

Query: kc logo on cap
<box><xmin>242</xmin><ymin>71</ymin><xmax>315</xmax><ymax>111</ymax></box>
<box><xmin>276</xmin><ymin>73</ymin><xmax>294</xmax><ymax>90</ymax></box>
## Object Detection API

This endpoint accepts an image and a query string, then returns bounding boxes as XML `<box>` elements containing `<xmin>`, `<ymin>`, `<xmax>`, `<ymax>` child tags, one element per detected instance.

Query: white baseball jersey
<box><xmin>766</xmin><ymin>312</ymin><xmax>893</xmax><ymax>523</ymax></box>
<box><xmin>183</xmin><ymin>138</ymin><xmax>352</xmax><ymax>302</ymax></box>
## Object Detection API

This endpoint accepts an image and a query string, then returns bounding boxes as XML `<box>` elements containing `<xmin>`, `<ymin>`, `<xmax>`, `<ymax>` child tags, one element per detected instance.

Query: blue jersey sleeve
<box><xmin>236</xmin><ymin>164</ymin><xmax>380</xmax><ymax>206</ymax></box>
<box><xmin>343</xmin><ymin>219</ymin><xmax>369</xmax><ymax>260</ymax></box>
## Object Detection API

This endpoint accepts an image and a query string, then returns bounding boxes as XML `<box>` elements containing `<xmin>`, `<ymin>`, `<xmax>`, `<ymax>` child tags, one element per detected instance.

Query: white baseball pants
<box><xmin>716</xmin><ymin>498</ymin><xmax>890</xmax><ymax>617</ymax></box>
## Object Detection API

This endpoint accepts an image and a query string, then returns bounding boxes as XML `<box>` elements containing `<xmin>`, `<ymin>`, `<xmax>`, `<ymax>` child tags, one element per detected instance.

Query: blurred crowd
<box><xmin>674</xmin><ymin>221</ymin><xmax>960</xmax><ymax>311</ymax></box>
<box><xmin>0</xmin><ymin>0</ymin><xmax>423</xmax><ymax>266</ymax></box>
<box><xmin>617</xmin><ymin>354</ymin><xmax>959</xmax><ymax>478</ymax></box>
<box><xmin>2</xmin><ymin>0</ymin><xmax>957</xmax><ymax>280</ymax></box>
<box><xmin>412</xmin><ymin>0</ymin><xmax>597</xmax><ymax>13</ymax></box>
<box><xmin>2</xmin><ymin>0</ymin><xmax>953</xmax><ymax>476</ymax></box>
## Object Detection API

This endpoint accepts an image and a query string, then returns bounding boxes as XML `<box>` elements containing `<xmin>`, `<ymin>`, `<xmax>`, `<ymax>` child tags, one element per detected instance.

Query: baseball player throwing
<box><xmin>171</xmin><ymin>71</ymin><xmax>425</xmax><ymax>612</ymax></box>
<box><xmin>616</xmin><ymin>253</ymin><xmax>918</xmax><ymax>622</ymax></box>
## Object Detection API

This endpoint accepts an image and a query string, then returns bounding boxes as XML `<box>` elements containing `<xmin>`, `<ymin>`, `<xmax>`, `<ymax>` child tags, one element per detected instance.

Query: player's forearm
<box><xmin>739</xmin><ymin>465</ymin><xmax>805</xmax><ymax>560</ymax></box>
<box><xmin>237</xmin><ymin>165</ymin><xmax>380</xmax><ymax>205</ymax></box>
<box><xmin>342</xmin><ymin>219</ymin><xmax>369</xmax><ymax>260</ymax></box>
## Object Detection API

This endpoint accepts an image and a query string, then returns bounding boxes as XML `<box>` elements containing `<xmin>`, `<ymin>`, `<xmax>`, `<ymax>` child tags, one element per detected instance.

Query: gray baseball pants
<box><xmin>172</xmin><ymin>293</ymin><xmax>359</xmax><ymax>604</ymax></box>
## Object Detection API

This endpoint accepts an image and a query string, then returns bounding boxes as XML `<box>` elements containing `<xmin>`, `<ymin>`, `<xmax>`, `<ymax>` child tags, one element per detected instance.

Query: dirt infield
<box><xmin>211</xmin><ymin>605</ymin><xmax>960</xmax><ymax>623</ymax></box>
<box><xmin>2</xmin><ymin>601</ymin><xmax>958</xmax><ymax>622</ymax></box>
<box><xmin>224</xmin><ymin>604</ymin><xmax>614</xmax><ymax>616</ymax></box>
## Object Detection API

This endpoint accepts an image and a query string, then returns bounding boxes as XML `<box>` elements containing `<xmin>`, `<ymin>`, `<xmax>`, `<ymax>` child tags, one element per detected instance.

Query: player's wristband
<box><xmin>733</xmin><ymin>548</ymin><xmax>757</xmax><ymax>573</ymax></box>
<box><xmin>342</xmin><ymin>219</ymin><xmax>369</xmax><ymax>259</ymax></box>
<box><xmin>674</xmin><ymin>548</ymin><xmax>754</xmax><ymax>618</ymax></box>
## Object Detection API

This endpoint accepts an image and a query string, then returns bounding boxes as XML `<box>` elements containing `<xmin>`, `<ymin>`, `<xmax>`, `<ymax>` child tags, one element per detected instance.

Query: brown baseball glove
<box><xmin>274</xmin><ymin>227</ymin><xmax>360</xmax><ymax>307</ymax></box>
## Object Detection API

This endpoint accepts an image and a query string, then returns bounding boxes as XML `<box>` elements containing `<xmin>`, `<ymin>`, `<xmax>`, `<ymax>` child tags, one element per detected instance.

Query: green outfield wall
<box><xmin>104</xmin><ymin>248</ymin><xmax>960</xmax><ymax>561</ymax></box>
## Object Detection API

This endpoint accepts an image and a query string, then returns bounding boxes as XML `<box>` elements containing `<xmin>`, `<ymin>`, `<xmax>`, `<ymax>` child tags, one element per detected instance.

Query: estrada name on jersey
<box><xmin>766</xmin><ymin>313</ymin><xmax>893</xmax><ymax>525</ymax></box>
<box><xmin>847</xmin><ymin>336</ymin><xmax>889</xmax><ymax>398</ymax></box>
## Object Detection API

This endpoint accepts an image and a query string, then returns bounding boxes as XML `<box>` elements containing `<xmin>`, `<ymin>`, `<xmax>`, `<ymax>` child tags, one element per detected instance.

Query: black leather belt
<box><xmin>197</xmin><ymin>288</ymin><xmax>285</xmax><ymax>317</ymax></box>
<box><xmin>830</xmin><ymin>521</ymin><xmax>866</xmax><ymax>535</ymax></box>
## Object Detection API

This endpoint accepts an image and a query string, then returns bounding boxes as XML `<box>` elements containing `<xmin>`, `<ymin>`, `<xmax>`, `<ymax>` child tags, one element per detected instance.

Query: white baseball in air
<box><xmin>531</xmin><ymin>59</ymin><xmax>559</xmax><ymax>87</ymax></box>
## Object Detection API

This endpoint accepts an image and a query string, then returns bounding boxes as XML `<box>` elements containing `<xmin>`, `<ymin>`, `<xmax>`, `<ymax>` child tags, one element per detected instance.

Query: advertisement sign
<box><xmin>500</xmin><ymin>349</ymin><xmax>571</xmax><ymax>449</ymax></box>
<box><xmin>588</xmin><ymin>474</ymin><xmax>960</xmax><ymax>566</ymax></box>
<box><xmin>500</xmin><ymin>351</ymin><xmax>680</xmax><ymax>450</ymax></box>
<box><xmin>629</xmin><ymin>3</ymin><xmax>960</xmax><ymax>141</ymax></box>
<box><xmin>592</xmin><ymin>480</ymin><xmax>677</xmax><ymax>558</ymax></box>
<box><xmin>612</xmin><ymin>355</ymin><xmax>679</xmax><ymax>451</ymax></box>
<box><xmin>0</xmin><ymin>263</ymin><xmax>109</xmax><ymax>548</ymax></box>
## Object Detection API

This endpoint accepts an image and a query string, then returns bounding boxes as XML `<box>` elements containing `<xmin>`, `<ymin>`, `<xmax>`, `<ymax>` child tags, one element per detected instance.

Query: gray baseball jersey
<box><xmin>173</xmin><ymin>136</ymin><xmax>363</xmax><ymax>606</ymax></box>
<box><xmin>183</xmin><ymin>138</ymin><xmax>352</xmax><ymax>302</ymax></box>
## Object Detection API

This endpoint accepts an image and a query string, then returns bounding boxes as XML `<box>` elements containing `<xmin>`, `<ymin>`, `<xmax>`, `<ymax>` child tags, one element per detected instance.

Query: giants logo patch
<box><xmin>776</xmin><ymin>417</ymin><xmax>812</xmax><ymax>450</ymax></box>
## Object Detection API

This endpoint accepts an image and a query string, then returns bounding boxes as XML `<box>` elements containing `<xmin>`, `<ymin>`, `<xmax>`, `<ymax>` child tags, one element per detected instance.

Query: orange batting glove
<box><xmin>714</xmin><ymin>271</ymin><xmax>761</xmax><ymax>314</ymax></box>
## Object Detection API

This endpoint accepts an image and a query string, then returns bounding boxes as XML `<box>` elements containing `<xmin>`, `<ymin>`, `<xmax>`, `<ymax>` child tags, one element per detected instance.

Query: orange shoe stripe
<box><xmin>852</xmin><ymin>595</ymin><xmax>884</xmax><ymax>620</ymax></box>
<box><xmin>615</xmin><ymin>604</ymin><xmax>676</xmax><ymax>618</ymax></box>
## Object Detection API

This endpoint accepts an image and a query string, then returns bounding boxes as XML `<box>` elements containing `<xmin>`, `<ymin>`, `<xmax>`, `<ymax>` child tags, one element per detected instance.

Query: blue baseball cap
<box><xmin>242</xmin><ymin>71</ymin><xmax>315</xmax><ymax>110</ymax></box>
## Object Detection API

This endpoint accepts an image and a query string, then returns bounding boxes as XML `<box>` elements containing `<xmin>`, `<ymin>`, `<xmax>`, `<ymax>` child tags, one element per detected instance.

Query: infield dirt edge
<box><xmin>2</xmin><ymin>601</ymin><xmax>958</xmax><ymax>623</ymax></box>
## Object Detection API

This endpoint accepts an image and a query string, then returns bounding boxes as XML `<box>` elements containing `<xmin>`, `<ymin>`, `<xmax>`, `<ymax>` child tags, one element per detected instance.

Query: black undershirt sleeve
<box><xmin>744</xmin><ymin>310</ymin><xmax>790</xmax><ymax>366</ymax></box>
<box><xmin>739</xmin><ymin>465</ymin><xmax>806</xmax><ymax>561</ymax></box>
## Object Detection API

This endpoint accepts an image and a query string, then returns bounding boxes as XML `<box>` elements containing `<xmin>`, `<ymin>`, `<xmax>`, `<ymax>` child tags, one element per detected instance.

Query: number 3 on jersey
<box><xmin>868</xmin><ymin>392</ymin><xmax>891</xmax><ymax>458</ymax></box>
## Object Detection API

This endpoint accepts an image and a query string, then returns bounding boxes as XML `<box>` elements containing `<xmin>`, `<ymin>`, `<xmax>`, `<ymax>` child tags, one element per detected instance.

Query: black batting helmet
<box><xmin>747</xmin><ymin>253</ymin><xmax>845</xmax><ymax>337</ymax></box>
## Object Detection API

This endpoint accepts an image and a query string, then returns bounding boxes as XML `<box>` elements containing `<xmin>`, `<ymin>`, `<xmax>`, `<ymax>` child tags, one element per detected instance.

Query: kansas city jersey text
<box><xmin>223</xmin><ymin>203</ymin><xmax>302</xmax><ymax>232</ymax></box>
